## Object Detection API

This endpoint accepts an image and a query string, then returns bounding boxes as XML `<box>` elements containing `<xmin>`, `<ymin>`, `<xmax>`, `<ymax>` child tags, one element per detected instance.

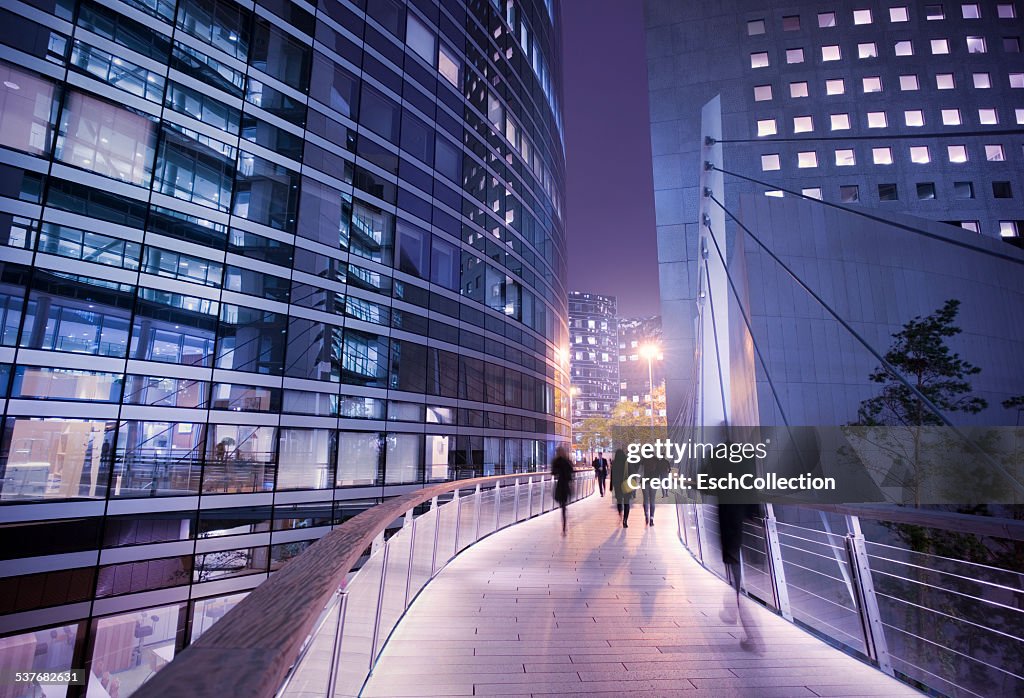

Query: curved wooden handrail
<box><xmin>136</xmin><ymin>470</ymin><xmax>584</xmax><ymax>698</ymax></box>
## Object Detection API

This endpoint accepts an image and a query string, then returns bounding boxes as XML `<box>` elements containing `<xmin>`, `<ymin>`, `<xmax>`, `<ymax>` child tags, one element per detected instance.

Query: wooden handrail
<box><xmin>136</xmin><ymin>470</ymin><xmax>583</xmax><ymax>698</ymax></box>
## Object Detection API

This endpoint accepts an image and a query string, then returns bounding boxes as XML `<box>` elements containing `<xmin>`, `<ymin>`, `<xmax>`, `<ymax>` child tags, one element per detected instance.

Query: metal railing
<box><xmin>136</xmin><ymin>469</ymin><xmax>594</xmax><ymax>698</ymax></box>
<box><xmin>674</xmin><ymin>498</ymin><xmax>1024</xmax><ymax>698</ymax></box>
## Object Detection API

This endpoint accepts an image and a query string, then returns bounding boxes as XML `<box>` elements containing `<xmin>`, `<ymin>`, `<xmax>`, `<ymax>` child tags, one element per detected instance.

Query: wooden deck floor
<box><xmin>362</xmin><ymin>493</ymin><xmax>921</xmax><ymax>697</ymax></box>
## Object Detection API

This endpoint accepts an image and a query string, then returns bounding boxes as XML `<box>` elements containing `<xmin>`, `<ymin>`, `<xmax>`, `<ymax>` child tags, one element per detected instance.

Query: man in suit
<box><xmin>592</xmin><ymin>452</ymin><xmax>609</xmax><ymax>496</ymax></box>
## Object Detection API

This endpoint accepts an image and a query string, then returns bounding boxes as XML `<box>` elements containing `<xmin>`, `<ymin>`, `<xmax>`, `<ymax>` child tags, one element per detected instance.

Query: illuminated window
<box><xmin>859</xmin><ymin>42</ymin><xmax>878</xmax><ymax>58</ymax></box>
<box><xmin>967</xmin><ymin>36</ymin><xmax>987</xmax><ymax>53</ymax></box>
<box><xmin>786</xmin><ymin>48</ymin><xmax>805</xmax><ymax>64</ymax></box>
<box><xmin>754</xmin><ymin>84</ymin><xmax>773</xmax><ymax>101</ymax></box>
<box><xmin>905</xmin><ymin>110</ymin><xmax>925</xmax><ymax>126</ymax></box>
<box><xmin>790</xmin><ymin>81</ymin><xmax>809</xmax><ymax>98</ymax></box>
<box><xmin>926</xmin><ymin>5</ymin><xmax>946</xmax><ymax>20</ymax></box>
<box><xmin>867</xmin><ymin>111</ymin><xmax>887</xmax><ymax>128</ymax></box>
<box><xmin>979</xmin><ymin>108</ymin><xmax>998</xmax><ymax>124</ymax></box>
<box><xmin>793</xmin><ymin>115</ymin><xmax>813</xmax><ymax>132</ymax></box>
<box><xmin>840</xmin><ymin>185</ymin><xmax>860</xmax><ymax>202</ymax></box>
<box><xmin>797</xmin><ymin>151</ymin><xmax>818</xmax><ymax>168</ymax></box>
<box><xmin>985</xmin><ymin>144</ymin><xmax>1005</xmax><ymax>160</ymax></box>
<box><xmin>862</xmin><ymin>76</ymin><xmax>882</xmax><ymax>92</ymax></box>
<box><xmin>917</xmin><ymin>182</ymin><xmax>937</xmax><ymax>199</ymax></box>
<box><xmin>757</xmin><ymin>119</ymin><xmax>777</xmax><ymax>136</ymax></box>
<box><xmin>899</xmin><ymin>74</ymin><xmax>920</xmax><ymax>90</ymax></box>
<box><xmin>761</xmin><ymin>153</ymin><xmax>781</xmax><ymax>170</ymax></box>
<box><xmin>802</xmin><ymin>187</ymin><xmax>822</xmax><ymax>199</ymax></box>
<box><xmin>962</xmin><ymin>3</ymin><xmax>981</xmax><ymax>18</ymax></box>
<box><xmin>910</xmin><ymin>146</ymin><xmax>931</xmax><ymax>163</ymax></box>
<box><xmin>961</xmin><ymin>221</ymin><xmax>980</xmax><ymax>233</ymax></box>
<box><xmin>890</xmin><ymin>6</ymin><xmax>909</xmax><ymax>21</ymax></box>
<box><xmin>1016</xmin><ymin>108</ymin><xmax>1024</xmax><ymax>124</ymax></box>
<box><xmin>826</xmin><ymin>78</ymin><xmax>846</xmax><ymax>95</ymax></box>
<box><xmin>822</xmin><ymin>45</ymin><xmax>841</xmax><ymax>61</ymax></box>
<box><xmin>947</xmin><ymin>144</ymin><xmax>968</xmax><ymax>162</ymax></box>
<box><xmin>931</xmin><ymin>38</ymin><xmax>950</xmax><ymax>54</ymax></box>
<box><xmin>765</xmin><ymin>190</ymin><xmax>784</xmax><ymax>198</ymax></box>
<box><xmin>1011</xmin><ymin>73</ymin><xmax>1024</xmax><ymax>87</ymax></box>
<box><xmin>873</xmin><ymin>147</ymin><xmax>893</xmax><ymax>164</ymax></box>
<box><xmin>936</xmin><ymin>73</ymin><xmax>955</xmax><ymax>89</ymax></box>
<box><xmin>895</xmin><ymin>40</ymin><xmax>914</xmax><ymax>56</ymax></box>
<box><xmin>748</xmin><ymin>19</ymin><xmax>766</xmax><ymax>35</ymax></box>
<box><xmin>854</xmin><ymin>9</ymin><xmax>873</xmax><ymax>24</ymax></box>
<box><xmin>783</xmin><ymin>15</ymin><xmax>801</xmax><ymax>30</ymax></box>
<box><xmin>942</xmin><ymin>108</ymin><xmax>962</xmax><ymax>125</ymax></box>
<box><xmin>999</xmin><ymin>221</ymin><xmax>1021</xmax><ymax>238</ymax></box>
<box><xmin>818</xmin><ymin>12</ymin><xmax>837</xmax><ymax>27</ymax></box>
<box><xmin>973</xmin><ymin>72</ymin><xmax>992</xmax><ymax>88</ymax></box>
<box><xmin>998</xmin><ymin>4</ymin><xmax>1018</xmax><ymax>18</ymax></box>
<box><xmin>831</xmin><ymin>113</ymin><xmax>851</xmax><ymax>130</ymax></box>
<box><xmin>835</xmin><ymin>148</ymin><xmax>856</xmax><ymax>166</ymax></box>
<box><xmin>751</xmin><ymin>52</ymin><xmax>770</xmax><ymax>68</ymax></box>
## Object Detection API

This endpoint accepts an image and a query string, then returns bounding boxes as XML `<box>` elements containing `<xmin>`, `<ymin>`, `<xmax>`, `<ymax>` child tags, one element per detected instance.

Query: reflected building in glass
<box><xmin>0</xmin><ymin>0</ymin><xmax>567</xmax><ymax>691</ymax></box>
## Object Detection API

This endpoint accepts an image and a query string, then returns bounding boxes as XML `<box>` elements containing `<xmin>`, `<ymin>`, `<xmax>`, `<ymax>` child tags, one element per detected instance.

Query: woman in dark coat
<box><xmin>551</xmin><ymin>446</ymin><xmax>574</xmax><ymax>535</ymax></box>
<box><xmin>610</xmin><ymin>448</ymin><xmax>634</xmax><ymax>528</ymax></box>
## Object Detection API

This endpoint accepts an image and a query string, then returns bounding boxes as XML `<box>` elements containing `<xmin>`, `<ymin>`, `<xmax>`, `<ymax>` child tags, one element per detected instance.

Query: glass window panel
<box><xmin>21</xmin><ymin>271</ymin><xmax>132</xmax><ymax>357</ymax></box>
<box><xmin>927</xmin><ymin>5</ymin><xmax>946</xmax><ymax>19</ymax></box>
<box><xmin>757</xmin><ymin>119</ymin><xmax>776</xmax><ymax>136</ymax></box>
<box><xmin>395</xmin><ymin>219</ymin><xmax>429</xmax><ymax>278</ymax></box>
<box><xmin>0</xmin><ymin>417</ymin><xmax>116</xmax><ymax>501</ymax></box>
<box><xmin>853</xmin><ymin>9</ymin><xmax>872</xmax><ymax>24</ymax></box>
<box><xmin>900</xmin><ymin>74</ymin><xmax>919</xmax><ymax>90</ymax></box>
<box><xmin>385</xmin><ymin>432</ymin><xmax>421</xmax><ymax>484</ymax></box>
<box><xmin>786</xmin><ymin>48</ymin><xmax>804</xmax><ymax>64</ymax></box>
<box><xmin>359</xmin><ymin>84</ymin><xmax>400</xmax><ymax>143</ymax></box>
<box><xmin>438</xmin><ymin>43</ymin><xmax>460</xmax><ymax>87</ymax></box>
<box><xmin>917</xmin><ymin>182</ymin><xmax>937</xmax><ymax>199</ymax></box>
<box><xmin>233</xmin><ymin>150</ymin><xmax>300</xmax><ymax>233</ymax></box>
<box><xmin>840</xmin><ymin>185</ymin><xmax>860</xmax><ymax>202</ymax></box>
<box><xmin>277</xmin><ymin>428</ymin><xmax>334</xmax><ymax>490</ymax></box>
<box><xmin>215</xmin><ymin>304</ymin><xmax>287</xmax><ymax>375</ymax></box>
<box><xmin>821</xmin><ymin>45</ymin><xmax>841</xmax><ymax>61</ymax></box>
<box><xmin>978</xmin><ymin>108</ymin><xmax>998</xmax><ymax>124</ymax></box>
<box><xmin>284</xmin><ymin>317</ymin><xmax>343</xmax><ymax>382</ymax></box>
<box><xmin>818</xmin><ymin>12</ymin><xmax>836</xmax><ymax>27</ymax></box>
<box><xmin>890</xmin><ymin>6</ymin><xmax>909</xmax><ymax>21</ymax></box>
<box><xmin>341</xmin><ymin>330</ymin><xmax>389</xmax><ymax>387</ymax></box>
<box><xmin>111</xmin><ymin>420</ymin><xmax>204</xmax><ymax>497</ymax></box>
<box><xmin>348</xmin><ymin>199</ymin><xmax>394</xmax><ymax>264</ymax></box>
<box><xmin>750</xmin><ymin>52</ymin><xmax>769</xmax><ymax>68</ymax></box>
<box><xmin>310</xmin><ymin>52</ymin><xmax>359</xmax><ymax>117</ymax></box>
<box><xmin>124</xmin><ymin>375</ymin><xmax>208</xmax><ymax>409</ymax></box>
<box><xmin>165</xmin><ymin>80</ymin><xmax>240</xmax><ymax>133</ymax></box>
<box><xmin>948</xmin><ymin>144</ymin><xmax>968</xmax><ymax>162</ymax></box>
<box><xmin>337</xmin><ymin>431</ymin><xmax>380</xmax><ymax>486</ymax></box>
<box><xmin>797</xmin><ymin>151</ymin><xmax>817</xmax><ymax>168</ymax></box>
<box><xmin>974</xmin><ymin>72</ymin><xmax>992</xmax><ymax>88</ymax></box>
<box><xmin>858</xmin><ymin>42</ymin><xmax>877</xmax><ymax>58</ymax></box>
<box><xmin>12</xmin><ymin>366</ymin><xmax>121</xmax><ymax>402</ymax></box>
<box><xmin>250</xmin><ymin>19</ymin><xmax>310</xmax><ymax>92</ymax></box>
<box><xmin>406</xmin><ymin>12</ymin><xmax>435</xmax><ymax>65</ymax></box>
<box><xmin>826</xmin><ymin>79</ymin><xmax>845</xmax><ymax>95</ymax></box>
<box><xmin>790</xmin><ymin>82</ymin><xmax>809</xmax><ymax>98</ymax></box>
<box><xmin>130</xmin><ymin>288</ymin><xmax>218</xmax><ymax>366</ymax></box>
<box><xmin>831</xmin><ymin>113</ymin><xmax>851</xmax><ymax>130</ymax></box>
<box><xmin>895</xmin><ymin>40</ymin><xmax>913</xmax><ymax>55</ymax></box>
<box><xmin>753</xmin><ymin>84</ymin><xmax>772</xmax><ymax>101</ymax></box>
<box><xmin>967</xmin><ymin>36</ymin><xmax>986</xmax><ymax>52</ymax></box>
<box><xmin>190</xmin><ymin>592</ymin><xmax>248</xmax><ymax>643</ymax></box>
<box><xmin>747</xmin><ymin>19</ymin><xmax>765</xmax><ymax>35</ymax></box>
<box><xmin>910</xmin><ymin>146</ymin><xmax>931</xmax><ymax>163</ymax></box>
<box><xmin>872</xmin><ymin>147</ymin><xmax>893</xmax><ymax>164</ymax></box>
<box><xmin>761</xmin><ymin>153</ymin><xmax>780</xmax><ymax>170</ymax></box>
<box><xmin>88</xmin><ymin>604</ymin><xmax>184</xmax><ymax>691</ymax></box>
<box><xmin>194</xmin><ymin>546</ymin><xmax>269</xmax><ymax>581</ymax></box>
<box><xmin>203</xmin><ymin>424</ymin><xmax>276</xmax><ymax>493</ymax></box>
<box><xmin>0</xmin><ymin>65</ymin><xmax>58</xmax><ymax>155</ymax></box>
<box><xmin>932</xmin><ymin>38</ymin><xmax>950</xmax><ymax>54</ymax></box>
<box><xmin>56</xmin><ymin>91</ymin><xmax>156</xmax><ymax>186</ymax></box>
<box><xmin>835</xmin><ymin>149</ymin><xmax>856</xmax><ymax>166</ymax></box>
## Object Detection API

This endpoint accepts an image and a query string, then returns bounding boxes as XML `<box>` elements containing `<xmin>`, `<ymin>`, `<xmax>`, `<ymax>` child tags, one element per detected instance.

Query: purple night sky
<box><xmin>560</xmin><ymin>0</ymin><xmax>660</xmax><ymax>318</ymax></box>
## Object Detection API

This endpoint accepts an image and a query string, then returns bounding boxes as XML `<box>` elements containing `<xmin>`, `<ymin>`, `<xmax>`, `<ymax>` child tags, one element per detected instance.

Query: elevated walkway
<box><xmin>363</xmin><ymin>495</ymin><xmax>920</xmax><ymax>697</ymax></box>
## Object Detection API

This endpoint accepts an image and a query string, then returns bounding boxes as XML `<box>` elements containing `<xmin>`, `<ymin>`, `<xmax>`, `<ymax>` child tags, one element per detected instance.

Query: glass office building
<box><xmin>0</xmin><ymin>0</ymin><xmax>567</xmax><ymax>692</ymax></box>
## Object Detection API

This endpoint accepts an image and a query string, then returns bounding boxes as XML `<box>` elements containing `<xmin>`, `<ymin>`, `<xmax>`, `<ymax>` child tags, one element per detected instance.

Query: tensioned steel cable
<box><xmin>707</xmin><ymin>128</ymin><xmax>1024</xmax><ymax>145</ymax></box>
<box><xmin>707</xmin><ymin>164</ymin><xmax>1024</xmax><ymax>268</ymax></box>
<box><xmin>706</xmin><ymin>191</ymin><xmax>1024</xmax><ymax>498</ymax></box>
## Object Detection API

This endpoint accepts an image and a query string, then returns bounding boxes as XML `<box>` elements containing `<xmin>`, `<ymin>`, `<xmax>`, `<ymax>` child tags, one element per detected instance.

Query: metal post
<box><xmin>472</xmin><ymin>483</ymin><xmax>482</xmax><ymax>542</ymax></box>
<box><xmin>403</xmin><ymin>510</ymin><xmax>416</xmax><ymax>609</ymax></box>
<box><xmin>325</xmin><ymin>590</ymin><xmax>348</xmax><ymax>698</ymax></box>
<box><xmin>693</xmin><ymin>502</ymin><xmax>708</xmax><ymax>564</ymax></box>
<box><xmin>430</xmin><ymin>496</ymin><xmax>441</xmax><ymax>577</ymax></box>
<box><xmin>539</xmin><ymin>475</ymin><xmax>546</xmax><ymax>512</ymax></box>
<box><xmin>513</xmin><ymin>478</ymin><xmax>521</xmax><ymax>521</ymax></box>
<box><xmin>845</xmin><ymin>515</ymin><xmax>894</xmax><ymax>676</ymax></box>
<box><xmin>526</xmin><ymin>476</ymin><xmax>533</xmax><ymax>517</ymax></box>
<box><xmin>453</xmin><ymin>488</ymin><xmax>463</xmax><ymax>555</ymax></box>
<box><xmin>761</xmin><ymin>504</ymin><xmax>793</xmax><ymax>621</ymax></box>
<box><xmin>494</xmin><ymin>479</ymin><xmax>502</xmax><ymax>531</ymax></box>
<box><xmin>369</xmin><ymin>540</ymin><xmax>390</xmax><ymax>667</ymax></box>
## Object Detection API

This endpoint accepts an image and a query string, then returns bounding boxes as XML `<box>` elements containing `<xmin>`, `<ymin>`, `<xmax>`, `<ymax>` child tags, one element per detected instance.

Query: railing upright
<box><xmin>844</xmin><ymin>515</ymin><xmax>894</xmax><ymax>676</ymax></box>
<box><xmin>429</xmin><ymin>496</ymin><xmax>441</xmax><ymax>577</ymax></box>
<box><xmin>403</xmin><ymin>509</ymin><xmax>416</xmax><ymax>609</ymax></box>
<box><xmin>324</xmin><ymin>591</ymin><xmax>348</xmax><ymax>698</ymax></box>
<box><xmin>761</xmin><ymin>503</ymin><xmax>793</xmax><ymax>621</ymax></box>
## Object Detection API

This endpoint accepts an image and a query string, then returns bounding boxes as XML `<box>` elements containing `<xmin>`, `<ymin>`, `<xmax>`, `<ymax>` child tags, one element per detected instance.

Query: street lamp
<box><xmin>639</xmin><ymin>343</ymin><xmax>660</xmax><ymax>429</ymax></box>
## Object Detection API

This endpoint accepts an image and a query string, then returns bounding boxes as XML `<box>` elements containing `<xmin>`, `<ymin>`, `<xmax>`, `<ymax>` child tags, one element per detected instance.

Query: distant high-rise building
<box><xmin>0</xmin><ymin>0</ymin><xmax>568</xmax><ymax>687</ymax></box>
<box><xmin>617</xmin><ymin>315</ymin><xmax>664</xmax><ymax>414</ymax></box>
<box><xmin>567</xmin><ymin>292</ymin><xmax>618</xmax><ymax>441</ymax></box>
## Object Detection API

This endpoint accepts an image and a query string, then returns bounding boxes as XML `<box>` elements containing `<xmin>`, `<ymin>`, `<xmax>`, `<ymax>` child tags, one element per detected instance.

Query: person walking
<box><xmin>592</xmin><ymin>451</ymin><xmax>609</xmax><ymax>497</ymax></box>
<box><xmin>610</xmin><ymin>448</ymin><xmax>635</xmax><ymax>528</ymax></box>
<box><xmin>551</xmin><ymin>446</ymin><xmax>574</xmax><ymax>535</ymax></box>
<box><xmin>643</xmin><ymin>457</ymin><xmax>670</xmax><ymax>525</ymax></box>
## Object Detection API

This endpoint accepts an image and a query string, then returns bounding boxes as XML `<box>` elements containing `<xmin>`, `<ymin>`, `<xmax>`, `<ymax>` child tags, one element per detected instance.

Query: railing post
<box><xmin>472</xmin><ymin>483</ymin><xmax>482</xmax><ymax>542</ymax></box>
<box><xmin>453</xmin><ymin>488</ymin><xmax>463</xmax><ymax>555</ymax></box>
<box><xmin>403</xmin><ymin>510</ymin><xmax>416</xmax><ymax>609</ymax></box>
<box><xmin>844</xmin><ymin>515</ymin><xmax>894</xmax><ymax>676</ymax></box>
<box><xmin>693</xmin><ymin>501</ymin><xmax>708</xmax><ymax>564</ymax></box>
<box><xmin>493</xmin><ymin>480</ymin><xmax>501</xmax><ymax>531</ymax></box>
<box><xmin>761</xmin><ymin>504</ymin><xmax>793</xmax><ymax>621</ymax></box>
<box><xmin>430</xmin><ymin>496</ymin><xmax>440</xmax><ymax>577</ymax></box>
<box><xmin>513</xmin><ymin>478</ymin><xmax>521</xmax><ymax>521</ymax></box>
<box><xmin>369</xmin><ymin>539</ymin><xmax>390</xmax><ymax>667</ymax></box>
<box><xmin>325</xmin><ymin>590</ymin><xmax>348</xmax><ymax>698</ymax></box>
<box><xmin>526</xmin><ymin>476</ymin><xmax>534</xmax><ymax>517</ymax></box>
<box><xmin>539</xmin><ymin>475</ymin><xmax>546</xmax><ymax>512</ymax></box>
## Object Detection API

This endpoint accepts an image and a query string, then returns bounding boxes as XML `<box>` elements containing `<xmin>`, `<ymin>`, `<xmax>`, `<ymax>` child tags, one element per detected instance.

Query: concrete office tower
<box><xmin>0</xmin><ymin>0</ymin><xmax>568</xmax><ymax>688</ymax></box>
<box><xmin>646</xmin><ymin>1</ymin><xmax>1024</xmax><ymax>429</ymax></box>
<box><xmin>567</xmin><ymin>292</ymin><xmax>619</xmax><ymax>437</ymax></box>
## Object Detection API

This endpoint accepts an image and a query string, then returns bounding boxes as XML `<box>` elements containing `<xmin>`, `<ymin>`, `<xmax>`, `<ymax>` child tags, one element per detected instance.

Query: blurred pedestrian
<box><xmin>610</xmin><ymin>448</ymin><xmax>635</xmax><ymax>528</ymax></box>
<box><xmin>592</xmin><ymin>451</ymin><xmax>609</xmax><ymax>497</ymax></box>
<box><xmin>551</xmin><ymin>446</ymin><xmax>574</xmax><ymax>535</ymax></box>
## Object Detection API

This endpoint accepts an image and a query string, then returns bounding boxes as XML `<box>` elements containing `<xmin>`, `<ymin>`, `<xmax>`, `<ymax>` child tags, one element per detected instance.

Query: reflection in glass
<box><xmin>202</xmin><ymin>424</ymin><xmax>276</xmax><ymax>493</ymax></box>
<box><xmin>21</xmin><ymin>272</ymin><xmax>133</xmax><ymax>357</ymax></box>
<box><xmin>193</xmin><ymin>546</ymin><xmax>268</xmax><ymax>583</ymax></box>
<box><xmin>337</xmin><ymin>431</ymin><xmax>380</xmax><ymax>486</ymax></box>
<box><xmin>232</xmin><ymin>150</ymin><xmax>300</xmax><ymax>232</ymax></box>
<box><xmin>385</xmin><ymin>433</ymin><xmax>422</xmax><ymax>485</ymax></box>
<box><xmin>38</xmin><ymin>223</ymin><xmax>141</xmax><ymax>270</ymax></box>
<box><xmin>215</xmin><ymin>305</ymin><xmax>286</xmax><ymax>375</ymax></box>
<box><xmin>56</xmin><ymin>91</ymin><xmax>156</xmax><ymax>186</ymax></box>
<box><xmin>278</xmin><ymin>428</ymin><xmax>334</xmax><ymax>490</ymax></box>
<box><xmin>341</xmin><ymin>330</ymin><xmax>389</xmax><ymax>387</ymax></box>
<box><xmin>0</xmin><ymin>63</ymin><xmax>58</xmax><ymax>155</ymax></box>
<box><xmin>123</xmin><ymin>375</ymin><xmax>208</xmax><ymax>409</ymax></box>
<box><xmin>88</xmin><ymin>603</ymin><xmax>184</xmax><ymax>697</ymax></box>
<box><xmin>190</xmin><ymin>592</ymin><xmax>247</xmax><ymax>643</ymax></box>
<box><xmin>12</xmin><ymin>366</ymin><xmax>121</xmax><ymax>402</ymax></box>
<box><xmin>112</xmin><ymin>420</ymin><xmax>205</xmax><ymax>497</ymax></box>
<box><xmin>130</xmin><ymin>289</ymin><xmax>218</xmax><ymax>365</ymax></box>
<box><xmin>0</xmin><ymin>417</ymin><xmax>115</xmax><ymax>500</ymax></box>
<box><xmin>348</xmin><ymin>199</ymin><xmax>394</xmax><ymax>264</ymax></box>
<box><xmin>154</xmin><ymin>126</ymin><xmax>236</xmax><ymax>211</ymax></box>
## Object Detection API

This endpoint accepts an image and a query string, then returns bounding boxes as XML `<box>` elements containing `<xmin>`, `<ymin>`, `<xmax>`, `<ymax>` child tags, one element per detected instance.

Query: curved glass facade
<box><xmin>0</xmin><ymin>0</ymin><xmax>567</xmax><ymax>690</ymax></box>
